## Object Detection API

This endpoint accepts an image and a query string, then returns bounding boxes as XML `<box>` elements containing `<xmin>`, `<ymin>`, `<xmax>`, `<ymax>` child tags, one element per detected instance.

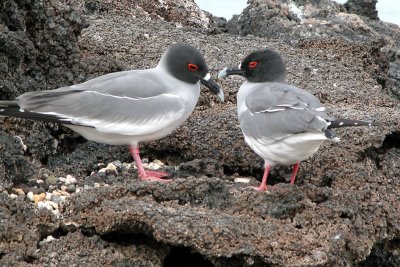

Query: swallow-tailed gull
<box><xmin>0</xmin><ymin>43</ymin><xmax>224</xmax><ymax>182</ymax></box>
<box><xmin>219</xmin><ymin>48</ymin><xmax>375</xmax><ymax>191</ymax></box>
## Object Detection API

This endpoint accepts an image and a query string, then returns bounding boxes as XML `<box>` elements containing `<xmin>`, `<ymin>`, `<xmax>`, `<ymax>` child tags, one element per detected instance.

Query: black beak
<box><xmin>218</xmin><ymin>65</ymin><xmax>246</xmax><ymax>78</ymax></box>
<box><xmin>200</xmin><ymin>73</ymin><xmax>224</xmax><ymax>102</ymax></box>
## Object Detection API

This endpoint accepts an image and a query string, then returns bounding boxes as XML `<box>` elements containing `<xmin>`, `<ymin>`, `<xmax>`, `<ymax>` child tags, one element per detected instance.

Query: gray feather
<box><xmin>241</xmin><ymin>83</ymin><xmax>335</xmax><ymax>144</ymax></box>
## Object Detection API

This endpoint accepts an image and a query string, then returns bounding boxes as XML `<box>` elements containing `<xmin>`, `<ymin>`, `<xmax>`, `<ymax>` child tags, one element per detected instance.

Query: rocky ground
<box><xmin>1</xmin><ymin>0</ymin><xmax>400</xmax><ymax>266</ymax></box>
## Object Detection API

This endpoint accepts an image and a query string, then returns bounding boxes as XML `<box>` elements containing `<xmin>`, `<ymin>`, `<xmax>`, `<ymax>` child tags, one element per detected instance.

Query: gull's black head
<box><xmin>219</xmin><ymin>49</ymin><xmax>287</xmax><ymax>83</ymax></box>
<box><xmin>161</xmin><ymin>43</ymin><xmax>224</xmax><ymax>101</ymax></box>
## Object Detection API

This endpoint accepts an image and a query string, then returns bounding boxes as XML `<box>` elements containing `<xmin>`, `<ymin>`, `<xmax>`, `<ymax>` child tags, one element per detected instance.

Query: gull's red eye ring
<box><xmin>249</xmin><ymin>61</ymin><xmax>258</xmax><ymax>69</ymax></box>
<box><xmin>188</xmin><ymin>63</ymin><xmax>199</xmax><ymax>72</ymax></box>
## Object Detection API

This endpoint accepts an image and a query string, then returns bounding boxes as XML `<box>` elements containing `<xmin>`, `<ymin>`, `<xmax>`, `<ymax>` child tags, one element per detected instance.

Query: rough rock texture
<box><xmin>223</xmin><ymin>0</ymin><xmax>400</xmax><ymax>104</ymax></box>
<box><xmin>1</xmin><ymin>0</ymin><xmax>400</xmax><ymax>266</ymax></box>
<box><xmin>0</xmin><ymin>0</ymin><xmax>92</xmax><ymax>100</ymax></box>
<box><xmin>344</xmin><ymin>0</ymin><xmax>379</xmax><ymax>20</ymax></box>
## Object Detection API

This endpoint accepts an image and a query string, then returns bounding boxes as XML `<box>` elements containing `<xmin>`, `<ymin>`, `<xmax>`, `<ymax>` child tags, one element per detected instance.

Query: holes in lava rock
<box><xmin>102</xmin><ymin>232</ymin><xmax>152</xmax><ymax>246</ymax></box>
<box><xmin>320</xmin><ymin>173</ymin><xmax>334</xmax><ymax>187</ymax></box>
<box><xmin>56</xmin><ymin>135</ymin><xmax>87</xmax><ymax>155</ymax></box>
<box><xmin>39</xmin><ymin>155</ymin><xmax>49</xmax><ymax>165</ymax></box>
<box><xmin>23</xmin><ymin>255</ymin><xmax>38</xmax><ymax>264</ymax></box>
<box><xmin>358</xmin><ymin>238</ymin><xmax>400</xmax><ymax>267</ymax></box>
<box><xmin>339</xmin><ymin>209</ymin><xmax>354</xmax><ymax>220</ymax></box>
<box><xmin>359</xmin><ymin>132</ymin><xmax>400</xmax><ymax>169</ymax></box>
<box><xmin>164</xmin><ymin>247</ymin><xmax>213</xmax><ymax>267</ymax></box>
<box><xmin>381</xmin><ymin>132</ymin><xmax>400</xmax><ymax>149</ymax></box>
<box><xmin>376</xmin><ymin>77</ymin><xmax>387</xmax><ymax>89</ymax></box>
<box><xmin>294</xmin><ymin>223</ymin><xmax>303</xmax><ymax>229</ymax></box>
<box><xmin>38</xmin><ymin>227</ymin><xmax>69</xmax><ymax>244</ymax></box>
<box><xmin>50</xmin><ymin>227</ymin><xmax>69</xmax><ymax>239</ymax></box>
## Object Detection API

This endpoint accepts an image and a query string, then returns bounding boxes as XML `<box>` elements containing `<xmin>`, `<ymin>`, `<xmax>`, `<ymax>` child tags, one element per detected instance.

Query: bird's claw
<box><xmin>139</xmin><ymin>170</ymin><xmax>170</xmax><ymax>182</ymax></box>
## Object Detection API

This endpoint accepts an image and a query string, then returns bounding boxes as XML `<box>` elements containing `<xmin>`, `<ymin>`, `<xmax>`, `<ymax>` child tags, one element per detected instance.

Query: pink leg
<box><xmin>252</xmin><ymin>163</ymin><xmax>271</xmax><ymax>192</ymax></box>
<box><xmin>128</xmin><ymin>145</ymin><xmax>170</xmax><ymax>182</ymax></box>
<box><xmin>290</xmin><ymin>162</ymin><xmax>300</xmax><ymax>185</ymax></box>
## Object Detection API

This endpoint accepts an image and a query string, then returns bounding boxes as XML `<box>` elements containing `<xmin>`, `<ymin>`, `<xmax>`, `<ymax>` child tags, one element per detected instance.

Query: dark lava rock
<box><xmin>344</xmin><ymin>0</ymin><xmax>379</xmax><ymax>20</ymax></box>
<box><xmin>0</xmin><ymin>0</ymin><xmax>88</xmax><ymax>100</ymax></box>
<box><xmin>0</xmin><ymin>130</ymin><xmax>37</xmax><ymax>187</ymax></box>
<box><xmin>0</xmin><ymin>192</ymin><xmax>58</xmax><ymax>264</ymax></box>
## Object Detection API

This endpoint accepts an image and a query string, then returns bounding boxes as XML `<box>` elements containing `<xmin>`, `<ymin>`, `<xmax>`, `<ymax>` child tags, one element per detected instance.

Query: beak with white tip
<box><xmin>200</xmin><ymin>73</ymin><xmax>224</xmax><ymax>102</ymax></box>
<box><xmin>218</xmin><ymin>65</ymin><xmax>245</xmax><ymax>79</ymax></box>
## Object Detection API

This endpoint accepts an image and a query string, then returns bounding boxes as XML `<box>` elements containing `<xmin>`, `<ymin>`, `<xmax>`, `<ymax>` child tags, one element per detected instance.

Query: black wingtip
<box><xmin>328</xmin><ymin>119</ymin><xmax>378</xmax><ymax>129</ymax></box>
<box><xmin>0</xmin><ymin>100</ymin><xmax>18</xmax><ymax>108</ymax></box>
<box><xmin>0</xmin><ymin>106</ymin><xmax>74</xmax><ymax>125</ymax></box>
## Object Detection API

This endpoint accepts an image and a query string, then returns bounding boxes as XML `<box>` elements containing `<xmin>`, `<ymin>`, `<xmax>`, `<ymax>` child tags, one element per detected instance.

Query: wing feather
<box><xmin>16</xmin><ymin>69</ymin><xmax>186</xmax><ymax>136</ymax></box>
<box><xmin>241</xmin><ymin>84</ymin><xmax>332</xmax><ymax>145</ymax></box>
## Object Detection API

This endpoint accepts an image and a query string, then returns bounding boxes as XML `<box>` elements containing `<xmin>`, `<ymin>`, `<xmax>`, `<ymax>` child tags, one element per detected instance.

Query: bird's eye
<box><xmin>249</xmin><ymin>61</ymin><xmax>258</xmax><ymax>69</ymax></box>
<box><xmin>188</xmin><ymin>63</ymin><xmax>199</xmax><ymax>72</ymax></box>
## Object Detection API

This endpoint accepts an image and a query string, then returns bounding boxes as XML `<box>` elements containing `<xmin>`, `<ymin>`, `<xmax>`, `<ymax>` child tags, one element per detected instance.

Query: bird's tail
<box><xmin>0</xmin><ymin>101</ymin><xmax>19</xmax><ymax>118</ymax></box>
<box><xmin>328</xmin><ymin>119</ymin><xmax>377</xmax><ymax>129</ymax></box>
<box><xmin>0</xmin><ymin>100</ymin><xmax>18</xmax><ymax>108</ymax></box>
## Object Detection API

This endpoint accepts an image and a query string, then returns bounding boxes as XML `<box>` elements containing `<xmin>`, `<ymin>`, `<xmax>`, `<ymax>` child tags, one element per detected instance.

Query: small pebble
<box><xmin>30</xmin><ymin>187</ymin><xmax>45</xmax><ymax>194</ymax></box>
<box><xmin>51</xmin><ymin>195</ymin><xmax>67</xmax><ymax>204</ymax></box>
<box><xmin>94</xmin><ymin>183</ymin><xmax>101</xmax><ymax>188</ymax></box>
<box><xmin>51</xmin><ymin>190</ymin><xmax>61</xmax><ymax>196</ymax></box>
<box><xmin>34</xmin><ymin>193</ymin><xmax>46</xmax><ymax>204</ymax></box>
<box><xmin>52</xmin><ymin>209</ymin><xmax>61</xmax><ymax>218</ymax></box>
<box><xmin>36</xmin><ymin>179</ymin><xmax>44</xmax><ymax>184</ymax></box>
<box><xmin>65</xmin><ymin>175</ymin><xmax>77</xmax><ymax>185</ymax></box>
<box><xmin>97</xmin><ymin>162</ymin><xmax>106</xmax><ymax>169</ymax></box>
<box><xmin>13</xmin><ymin>188</ymin><xmax>25</xmax><ymax>196</ymax></box>
<box><xmin>53</xmin><ymin>189</ymin><xmax>69</xmax><ymax>196</ymax></box>
<box><xmin>48</xmin><ymin>185</ymin><xmax>58</xmax><ymax>192</ymax></box>
<box><xmin>234</xmin><ymin>178</ymin><xmax>250</xmax><ymax>184</ymax></box>
<box><xmin>45</xmin><ymin>175</ymin><xmax>58</xmax><ymax>185</ymax></box>
<box><xmin>153</xmin><ymin>159</ymin><xmax>164</xmax><ymax>166</ymax></box>
<box><xmin>45</xmin><ymin>192</ymin><xmax>52</xmax><ymax>200</ymax></box>
<box><xmin>38</xmin><ymin>201</ymin><xmax>52</xmax><ymax>210</ymax></box>
<box><xmin>60</xmin><ymin>185</ymin><xmax>68</xmax><ymax>192</ymax></box>
<box><xmin>27</xmin><ymin>191</ymin><xmax>34</xmax><ymax>202</ymax></box>
<box><xmin>66</xmin><ymin>184</ymin><xmax>76</xmax><ymax>193</ymax></box>
<box><xmin>9</xmin><ymin>194</ymin><xmax>18</xmax><ymax>199</ymax></box>
<box><xmin>105</xmin><ymin>163</ymin><xmax>117</xmax><ymax>174</ymax></box>
<box><xmin>58</xmin><ymin>177</ymin><xmax>66</xmax><ymax>183</ymax></box>
<box><xmin>48</xmin><ymin>201</ymin><xmax>59</xmax><ymax>210</ymax></box>
<box><xmin>39</xmin><ymin>235</ymin><xmax>56</xmax><ymax>247</ymax></box>
<box><xmin>111</xmin><ymin>160</ymin><xmax>122</xmax><ymax>168</ymax></box>
<box><xmin>122</xmin><ymin>163</ymin><xmax>132</xmax><ymax>170</ymax></box>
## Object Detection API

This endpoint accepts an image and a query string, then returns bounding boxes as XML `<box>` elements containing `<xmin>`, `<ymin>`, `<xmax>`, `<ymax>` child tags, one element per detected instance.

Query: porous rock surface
<box><xmin>0</xmin><ymin>0</ymin><xmax>400</xmax><ymax>266</ymax></box>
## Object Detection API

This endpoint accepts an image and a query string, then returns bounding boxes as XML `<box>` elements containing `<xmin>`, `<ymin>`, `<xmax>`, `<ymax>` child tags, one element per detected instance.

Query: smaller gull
<box><xmin>219</xmin><ymin>48</ymin><xmax>376</xmax><ymax>191</ymax></box>
<box><xmin>0</xmin><ymin>43</ymin><xmax>224</xmax><ymax>182</ymax></box>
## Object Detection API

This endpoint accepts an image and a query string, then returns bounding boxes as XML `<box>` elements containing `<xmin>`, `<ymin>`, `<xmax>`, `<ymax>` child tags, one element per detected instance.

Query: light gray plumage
<box><xmin>219</xmin><ymin>48</ymin><xmax>375</xmax><ymax>191</ymax></box>
<box><xmin>1</xmin><ymin>43</ymin><xmax>224</xmax><ymax>181</ymax></box>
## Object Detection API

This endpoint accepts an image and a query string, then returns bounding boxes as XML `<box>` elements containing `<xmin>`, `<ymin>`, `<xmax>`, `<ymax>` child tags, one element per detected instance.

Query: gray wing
<box><xmin>240</xmin><ymin>83</ymin><xmax>333</xmax><ymax>144</ymax></box>
<box><xmin>17</xmin><ymin>70</ymin><xmax>187</xmax><ymax>135</ymax></box>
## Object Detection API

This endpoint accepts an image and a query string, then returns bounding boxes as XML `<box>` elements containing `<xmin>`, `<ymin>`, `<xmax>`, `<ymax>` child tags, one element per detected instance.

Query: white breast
<box><xmin>244</xmin><ymin>132</ymin><xmax>327</xmax><ymax>166</ymax></box>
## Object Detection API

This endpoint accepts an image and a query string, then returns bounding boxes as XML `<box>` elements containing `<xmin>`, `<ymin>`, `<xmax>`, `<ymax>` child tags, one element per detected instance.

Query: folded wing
<box><xmin>16</xmin><ymin>70</ymin><xmax>186</xmax><ymax>136</ymax></box>
<box><xmin>240</xmin><ymin>83</ymin><xmax>334</xmax><ymax>145</ymax></box>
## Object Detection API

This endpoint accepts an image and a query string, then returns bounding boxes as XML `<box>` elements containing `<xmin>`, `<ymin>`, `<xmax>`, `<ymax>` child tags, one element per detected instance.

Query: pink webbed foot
<box><xmin>140</xmin><ymin>170</ymin><xmax>170</xmax><ymax>182</ymax></box>
<box><xmin>140</xmin><ymin>174</ymin><xmax>171</xmax><ymax>182</ymax></box>
<box><xmin>129</xmin><ymin>145</ymin><xmax>171</xmax><ymax>183</ymax></box>
<box><xmin>251</xmin><ymin>185</ymin><xmax>268</xmax><ymax>192</ymax></box>
<box><xmin>249</xmin><ymin>163</ymin><xmax>271</xmax><ymax>192</ymax></box>
<box><xmin>144</xmin><ymin>170</ymin><xmax>169</xmax><ymax>178</ymax></box>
